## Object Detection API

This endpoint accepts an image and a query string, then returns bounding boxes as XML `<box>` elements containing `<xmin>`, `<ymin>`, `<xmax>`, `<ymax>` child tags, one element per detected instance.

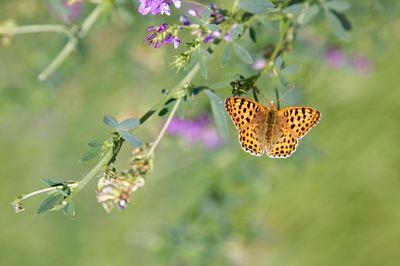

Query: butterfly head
<box><xmin>268</xmin><ymin>101</ymin><xmax>278</xmax><ymax>110</ymax></box>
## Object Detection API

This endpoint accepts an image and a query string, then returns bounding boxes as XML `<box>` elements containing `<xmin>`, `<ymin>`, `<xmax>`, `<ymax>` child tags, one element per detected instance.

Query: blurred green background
<box><xmin>1</xmin><ymin>1</ymin><xmax>400</xmax><ymax>265</ymax></box>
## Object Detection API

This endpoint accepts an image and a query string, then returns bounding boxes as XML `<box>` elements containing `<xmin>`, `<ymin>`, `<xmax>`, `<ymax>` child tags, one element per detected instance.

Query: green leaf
<box><xmin>204</xmin><ymin>90</ymin><xmax>228</xmax><ymax>138</ymax></box>
<box><xmin>210</xmin><ymin>80</ymin><xmax>230</xmax><ymax>90</ymax></box>
<box><xmin>177</xmin><ymin>102</ymin><xmax>186</xmax><ymax>120</ymax></box>
<box><xmin>220</xmin><ymin>42</ymin><xmax>233</xmax><ymax>68</ymax></box>
<box><xmin>281</xmin><ymin>65</ymin><xmax>301</xmax><ymax>75</ymax></box>
<box><xmin>80</xmin><ymin>147</ymin><xmax>102</xmax><ymax>162</ymax></box>
<box><xmin>103</xmin><ymin>115</ymin><xmax>119</xmax><ymax>129</ymax></box>
<box><xmin>234</xmin><ymin>43</ymin><xmax>254</xmax><ymax>64</ymax></box>
<box><xmin>331</xmin><ymin>10</ymin><xmax>352</xmax><ymax>30</ymax></box>
<box><xmin>187</xmin><ymin>48</ymin><xmax>200</xmax><ymax>70</ymax></box>
<box><xmin>198</xmin><ymin>54</ymin><xmax>207</xmax><ymax>80</ymax></box>
<box><xmin>37</xmin><ymin>193</ymin><xmax>64</xmax><ymax>214</ymax></box>
<box><xmin>274</xmin><ymin>56</ymin><xmax>283</xmax><ymax>70</ymax></box>
<box><xmin>201</xmin><ymin>48</ymin><xmax>212</xmax><ymax>58</ymax></box>
<box><xmin>302</xmin><ymin>4</ymin><xmax>320</xmax><ymax>25</ymax></box>
<box><xmin>42</xmin><ymin>178</ymin><xmax>63</xmax><ymax>187</ymax></box>
<box><xmin>283</xmin><ymin>3</ymin><xmax>305</xmax><ymax>15</ymax></box>
<box><xmin>277</xmin><ymin>72</ymin><xmax>291</xmax><ymax>89</ymax></box>
<box><xmin>117</xmin><ymin>118</ymin><xmax>140</xmax><ymax>131</ymax></box>
<box><xmin>249</xmin><ymin>26</ymin><xmax>257</xmax><ymax>43</ymax></box>
<box><xmin>266</xmin><ymin>12</ymin><xmax>284</xmax><ymax>21</ymax></box>
<box><xmin>188</xmin><ymin>14</ymin><xmax>203</xmax><ymax>25</ymax></box>
<box><xmin>88</xmin><ymin>140</ymin><xmax>103</xmax><ymax>147</ymax></box>
<box><xmin>231</xmin><ymin>24</ymin><xmax>244</xmax><ymax>40</ymax></box>
<box><xmin>324</xmin><ymin>9</ymin><xmax>349</xmax><ymax>40</ymax></box>
<box><xmin>239</xmin><ymin>0</ymin><xmax>274</xmax><ymax>14</ymax></box>
<box><xmin>63</xmin><ymin>202</ymin><xmax>75</xmax><ymax>218</ymax></box>
<box><xmin>158</xmin><ymin>107</ymin><xmax>169</xmax><ymax>116</ymax></box>
<box><xmin>207</xmin><ymin>24</ymin><xmax>220</xmax><ymax>31</ymax></box>
<box><xmin>202</xmin><ymin>7</ymin><xmax>212</xmax><ymax>21</ymax></box>
<box><xmin>324</xmin><ymin>0</ymin><xmax>351</xmax><ymax>12</ymax></box>
<box><xmin>120</xmin><ymin>131</ymin><xmax>143</xmax><ymax>147</ymax></box>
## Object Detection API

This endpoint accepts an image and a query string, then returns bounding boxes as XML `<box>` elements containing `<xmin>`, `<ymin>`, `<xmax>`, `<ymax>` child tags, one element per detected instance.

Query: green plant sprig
<box><xmin>11</xmin><ymin>63</ymin><xmax>199</xmax><ymax>216</ymax></box>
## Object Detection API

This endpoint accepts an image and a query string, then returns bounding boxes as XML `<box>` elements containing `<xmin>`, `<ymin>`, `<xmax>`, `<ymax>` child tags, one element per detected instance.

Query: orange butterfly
<box><xmin>225</xmin><ymin>97</ymin><xmax>321</xmax><ymax>158</ymax></box>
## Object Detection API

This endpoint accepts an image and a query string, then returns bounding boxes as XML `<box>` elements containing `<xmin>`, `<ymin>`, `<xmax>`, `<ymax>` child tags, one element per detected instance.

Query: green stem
<box><xmin>65</xmin><ymin>148</ymin><xmax>113</xmax><ymax>203</ymax></box>
<box><xmin>38</xmin><ymin>4</ymin><xmax>106</xmax><ymax>81</ymax></box>
<box><xmin>139</xmin><ymin>64</ymin><xmax>200</xmax><ymax>124</ymax></box>
<box><xmin>38</xmin><ymin>39</ymin><xmax>78</xmax><ymax>81</ymax></box>
<box><xmin>148</xmin><ymin>98</ymin><xmax>182</xmax><ymax>157</ymax></box>
<box><xmin>232</xmin><ymin>0</ymin><xmax>240</xmax><ymax>13</ymax></box>
<box><xmin>269</xmin><ymin>18</ymin><xmax>289</xmax><ymax>63</ymax></box>
<box><xmin>17</xmin><ymin>183</ymin><xmax>78</xmax><ymax>202</ymax></box>
<box><xmin>0</xmin><ymin>24</ymin><xmax>68</xmax><ymax>35</ymax></box>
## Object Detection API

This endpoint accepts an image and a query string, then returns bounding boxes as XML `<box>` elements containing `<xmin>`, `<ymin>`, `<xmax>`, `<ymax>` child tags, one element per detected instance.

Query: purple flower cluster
<box><xmin>144</xmin><ymin>23</ymin><xmax>181</xmax><ymax>49</ymax></box>
<box><xmin>138</xmin><ymin>0</ymin><xmax>181</xmax><ymax>16</ymax></box>
<box><xmin>180</xmin><ymin>4</ymin><xmax>226</xmax><ymax>44</ymax></box>
<box><xmin>325</xmin><ymin>48</ymin><xmax>374</xmax><ymax>75</ymax></box>
<box><xmin>167</xmin><ymin>113</ymin><xmax>223</xmax><ymax>150</ymax></box>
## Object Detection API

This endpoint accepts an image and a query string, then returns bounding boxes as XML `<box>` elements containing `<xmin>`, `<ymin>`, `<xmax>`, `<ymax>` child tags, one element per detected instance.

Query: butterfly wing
<box><xmin>238</xmin><ymin>123</ymin><xmax>265</xmax><ymax>156</ymax></box>
<box><xmin>266</xmin><ymin>129</ymin><xmax>298</xmax><ymax>158</ymax></box>
<box><xmin>278</xmin><ymin>107</ymin><xmax>321</xmax><ymax>138</ymax></box>
<box><xmin>225</xmin><ymin>97</ymin><xmax>267</xmax><ymax>156</ymax></box>
<box><xmin>224</xmin><ymin>97</ymin><xmax>266</xmax><ymax>129</ymax></box>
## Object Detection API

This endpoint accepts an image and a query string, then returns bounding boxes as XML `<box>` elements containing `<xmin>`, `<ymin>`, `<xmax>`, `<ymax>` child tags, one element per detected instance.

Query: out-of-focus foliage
<box><xmin>1</xmin><ymin>0</ymin><xmax>400</xmax><ymax>266</ymax></box>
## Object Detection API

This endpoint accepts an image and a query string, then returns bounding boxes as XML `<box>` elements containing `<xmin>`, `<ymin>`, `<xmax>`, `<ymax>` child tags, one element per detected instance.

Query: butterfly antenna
<box><xmin>274</xmin><ymin>87</ymin><xmax>280</xmax><ymax>110</ymax></box>
<box><xmin>275</xmin><ymin>84</ymin><xmax>295</xmax><ymax>105</ymax></box>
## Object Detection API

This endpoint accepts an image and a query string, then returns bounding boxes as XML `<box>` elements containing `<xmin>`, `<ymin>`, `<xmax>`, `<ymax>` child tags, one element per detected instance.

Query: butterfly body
<box><xmin>225</xmin><ymin>97</ymin><xmax>321</xmax><ymax>158</ymax></box>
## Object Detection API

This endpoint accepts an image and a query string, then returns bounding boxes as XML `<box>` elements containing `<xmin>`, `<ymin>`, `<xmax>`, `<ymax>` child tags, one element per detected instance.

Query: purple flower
<box><xmin>146</xmin><ymin>25</ymin><xmax>158</xmax><ymax>32</ymax></box>
<box><xmin>144</xmin><ymin>33</ymin><xmax>157</xmax><ymax>42</ymax></box>
<box><xmin>209</xmin><ymin>4</ymin><xmax>225</xmax><ymax>25</ymax></box>
<box><xmin>180</xmin><ymin>15</ymin><xmax>191</xmax><ymax>26</ymax></box>
<box><xmin>325</xmin><ymin>49</ymin><xmax>346</xmax><ymax>68</ymax></box>
<box><xmin>157</xmin><ymin>23</ymin><xmax>169</xmax><ymax>33</ymax></box>
<box><xmin>167</xmin><ymin>113</ymin><xmax>223</xmax><ymax>150</ymax></box>
<box><xmin>138</xmin><ymin>0</ymin><xmax>181</xmax><ymax>16</ymax></box>
<box><xmin>188</xmin><ymin>9</ymin><xmax>201</xmax><ymax>17</ymax></box>
<box><xmin>154</xmin><ymin>40</ymin><xmax>162</xmax><ymax>48</ymax></box>
<box><xmin>352</xmin><ymin>55</ymin><xmax>374</xmax><ymax>76</ymax></box>
<box><xmin>144</xmin><ymin>23</ymin><xmax>181</xmax><ymax>49</ymax></box>
<box><xmin>223</xmin><ymin>33</ymin><xmax>232</xmax><ymax>42</ymax></box>
<box><xmin>203</xmin><ymin>31</ymin><xmax>220</xmax><ymax>43</ymax></box>
<box><xmin>325</xmin><ymin>48</ymin><xmax>374</xmax><ymax>76</ymax></box>
<box><xmin>163</xmin><ymin>34</ymin><xmax>181</xmax><ymax>49</ymax></box>
<box><xmin>252</xmin><ymin>58</ymin><xmax>267</xmax><ymax>70</ymax></box>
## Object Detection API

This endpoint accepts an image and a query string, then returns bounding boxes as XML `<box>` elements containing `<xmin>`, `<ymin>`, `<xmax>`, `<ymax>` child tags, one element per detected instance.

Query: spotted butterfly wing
<box><xmin>225</xmin><ymin>97</ymin><xmax>267</xmax><ymax>156</ymax></box>
<box><xmin>224</xmin><ymin>97</ymin><xmax>266</xmax><ymax>129</ymax></box>
<box><xmin>238</xmin><ymin>123</ymin><xmax>265</xmax><ymax>156</ymax></box>
<box><xmin>266</xmin><ymin>129</ymin><xmax>298</xmax><ymax>158</ymax></box>
<box><xmin>279</xmin><ymin>107</ymin><xmax>321</xmax><ymax>138</ymax></box>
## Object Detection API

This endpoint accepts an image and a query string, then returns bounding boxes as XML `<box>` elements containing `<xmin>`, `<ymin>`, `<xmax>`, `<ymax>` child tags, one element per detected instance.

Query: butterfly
<box><xmin>224</xmin><ymin>97</ymin><xmax>321</xmax><ymax>158</ymax></box>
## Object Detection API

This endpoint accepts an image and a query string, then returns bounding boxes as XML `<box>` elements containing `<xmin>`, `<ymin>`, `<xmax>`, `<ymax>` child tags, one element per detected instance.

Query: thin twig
<box><xmin>38</xmin><ymin>39</ymin><xmax>78</xmax><ymax>81</ymax></box>
<box><xmin>148</xmin><ymin>98</ymin><xmax>182</xmax><ymax>157</ymax></box>
<box><xmin>38</xmin><ymin>4</ymin><xmax>106</xmax><ymax>81</ymax></box>
<box><xmin>0</xmin><ymin>24</ymin><xmax>69</xmax><ymax>35</ymax></box>
<box><xmin>16</xmin><ymin>182</ymin><xmax>78</xmax><ymax>202</ymax></box>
